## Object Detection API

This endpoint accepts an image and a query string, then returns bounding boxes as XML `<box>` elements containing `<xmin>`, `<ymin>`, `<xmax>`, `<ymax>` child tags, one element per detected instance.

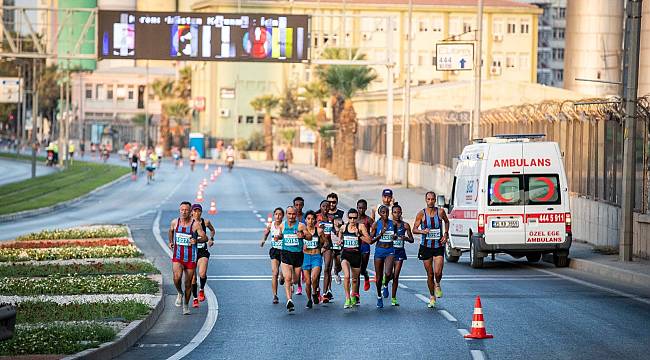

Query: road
<box><xmin>2</xmin><ymin>161</ymin><xmax>650</xmax><ymax>359</ymax></box>
<box><xmin>0</xmin><ymin>158</ymin><xmax>57</xmax><ymax>186</ymax></box>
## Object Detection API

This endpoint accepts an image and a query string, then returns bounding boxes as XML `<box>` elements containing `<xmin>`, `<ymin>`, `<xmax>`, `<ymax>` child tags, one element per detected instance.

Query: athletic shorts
<box><xmin>197</xmin><ymin>248</ymin><xmax>210</xmax><ymax>259</ymax></box>
<box><xmin>172</xmin><ymin>258</ymin><xmax>197</xmax><ymax>269</ymax></box>
<box><xmin>331</xmin><ymin>248</ymin><xmax>342</xmax><ymax>256</ymax></box>
<box><xmin>146</xmin><ymin>166</ymin><xmax>155</xmax><ymax>172</ymax></box>
<box><xmin>342</xmin><ymin>250</ymin><xmax>362</xmax><ymax>268</ymax></box>
<box><xmin>269</xmin><ymin>248</ymin><xmax>282</xmax><ymax>261</ymax></box>
<box><xmin>374</xmin><ymin>246</ymin><xmax>395</xmax><ymax>260</ymax></box>
<box><xmin>418</xmin><ymin>245</ymin><xmax>444</xmax><ymax>260</ymax></box>
<box><xmin>360</xmin><ymin>243</ymin><xmax>371</xmax><ymax>254</ymax></box>
<box><xmin>393</xmin><ymin>248</ymin><xmax>407</xmax><ymax>261</ymax></box>
<box><xmin>281</xmin><ymin>250</ymin><xmax>304</xmax><ymax>267</ymax></box>
<box><xmin>302</xmin><ymin>252</ymin><xmax>323</xmax><ymax>270</ymax></box>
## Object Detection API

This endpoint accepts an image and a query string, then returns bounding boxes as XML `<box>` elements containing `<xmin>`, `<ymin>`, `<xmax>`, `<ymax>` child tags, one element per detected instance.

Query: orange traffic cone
<box><xmin>195</xmin><ymin>191</ymin><xmax>204</xmax><ymax>203</ymax></box>
<box><xmin>204</xmin><ymin>163</ymin><xmax>209</xmax><ymax>171</ymax></box>
<box><xmin>131</xmin><ymin>174</ymin><xmax>137</xmax><ymax>181</ymax></box>
<box><xmin>208</xmin><ymin>200</ymin><xmax>217</xmax><ymax>215</ymax></box>
<box><xmin>464</xmin><ymin>296</ymin><xmax>493</xmax><ymax>339</ymax></box>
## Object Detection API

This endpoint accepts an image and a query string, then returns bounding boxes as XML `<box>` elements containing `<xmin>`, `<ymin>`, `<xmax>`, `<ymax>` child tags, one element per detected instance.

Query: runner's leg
<box><xmin>172</xmin><ymin>263</ymin><xmax>184</xmax><ymax>298</ymax></box>
<box><xmin>423</xmin><ymin>258</ymin><xmax>435</xmax><ymax>297</ymax></box>
<box><xmin>281</xmin><ymin>263</ymin><xmax>293</xmax><ymax>301</ymax></box>
<box><xmin>391</xmin><ymin>260</ymin><xmax>404</xmax><ymax>299</ymax></box>
<box><xmin>322</xmin><ymin>249</ymin><xmax>333</xmax><ymax>295</ymax></box>
<box><xmin>374</xmin><ymin>259</ymin><xmax>385</xmax><ymax>298</ymax></box>
<box><xmin>311</xmin><ymin>266</ymin><xmax>321</xmax><ymax>302</ymax></box>
<box><xmin>351</xmin><ymin>266</ymin><xmax>361</xmax><ymax>297</ymax></box>
<box><xmin>342</xmin><ymin>259</ymin><xmax>352</xmax><ymax>300</ymax></box>
<box><xmin>184</xmin><ymin>267</ymin><xmax>195</xmax><ymax>305</ymax></box>
<box><xmin>433</xmin><ymin>254</ymin><xmax>444</xmax><ymax>296</ymax></box>
<box><xmin>303</xmin><ymin>268</ymin><xmax>312</xmax><ymax>300</ymax></box>
<box><xmin>271</xmin><ymin>259</ymin><xmax>280</xmax><ymax>298</ymax></box>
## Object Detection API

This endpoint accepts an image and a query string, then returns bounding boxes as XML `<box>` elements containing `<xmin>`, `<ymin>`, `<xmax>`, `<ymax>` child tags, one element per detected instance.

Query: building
<box><xmin>522</xmin><ymin>0</ymin><xmax>565</xmax><ymax>87</ymax></box>
<box><xmin>189</xmin><ymin>0</ymin><xmax>541</xmax><ymax>142</ymax></box>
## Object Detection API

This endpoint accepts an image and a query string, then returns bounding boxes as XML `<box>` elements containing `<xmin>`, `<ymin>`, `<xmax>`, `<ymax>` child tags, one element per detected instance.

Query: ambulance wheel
<box><xmin>526</xmin><ymin>253</ymin><xmax>542</xmax><ymax>263</ymax></box>
<box><xmin>445</xmin><ymin>242</ymin><xmax>460</xmax><ymax>263</ymax></box>
<box><xmin>469</xmin><ymin>239</ymin><xmax>484</xmax><ymax>269</ymax></box>
<box><xmin>553</xmin><ymin>253</ymin><xmax>569</xmax><ymax>268</ymax></box>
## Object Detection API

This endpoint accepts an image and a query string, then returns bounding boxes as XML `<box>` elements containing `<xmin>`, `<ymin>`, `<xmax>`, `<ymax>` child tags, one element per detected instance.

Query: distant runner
<box><xmin>190</xmin><ymin>204</ymin><xmax>216</xmax><ymax>308</ymax></box>
<box><xmin>276</xmin><ymin>206</ymin><xmax>311</xmax><ymax>312</ymax></box>
<box><xmin>190</xmin><ymin>147</ymin><xmax>198</xmax><ymax>171</ymax></box>
<box><xmin>357</xmin><ymin>199</ymin><xmax>373</xmax><ymax>293</ymax></box>
<box><xmin>390</xmin><ymin>203</ymin><xmax>414</xmax><ymax>306</ymax></box>
<box><xmin>302</xmin><ymin>210</ymin><xmax>324</xmax><ymax>308</ymax></box>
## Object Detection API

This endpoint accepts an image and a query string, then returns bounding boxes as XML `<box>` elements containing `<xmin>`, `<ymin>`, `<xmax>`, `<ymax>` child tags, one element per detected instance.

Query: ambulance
<box><xmin>444</xmin><ymin>134</ymin><xmax>572</xmax><ymax>268</ymax></box>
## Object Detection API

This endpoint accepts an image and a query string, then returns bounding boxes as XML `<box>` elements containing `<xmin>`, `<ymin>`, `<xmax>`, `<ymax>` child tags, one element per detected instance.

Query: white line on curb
<box><xmin>153</xmin><ymin>211</ymin><xmax>219</xmax><ymax>360</ymax></box>
<box><xmin>470</xmin><ymin>350</ymin><xmax>486</xmax><ymax>360</ymax></box>
<box><xmin>438</xmin><ymin>309</ymin><xmax>457</xmax><ymax>322</ymax></box>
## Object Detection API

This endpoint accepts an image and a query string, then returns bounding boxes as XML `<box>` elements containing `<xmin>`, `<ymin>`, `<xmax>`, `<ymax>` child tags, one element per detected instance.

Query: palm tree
<box><xmin>250</xmin><ymin>94</ymin><xmax>280</xmax><ymax>161</ymax></box>
<box><xmin>317</xmin><ymin>49</ymin><xmax>377</xmax><ymax>180</ymax></box>
<box><xmin>151</xmin><ymin>79</ymin><xmax>174</xmax><ymax>153</ymax></box>
<box><xmin>303</xmin><ymin>81</ymin><xmax>330</xmax><ymax>168</ymax></box>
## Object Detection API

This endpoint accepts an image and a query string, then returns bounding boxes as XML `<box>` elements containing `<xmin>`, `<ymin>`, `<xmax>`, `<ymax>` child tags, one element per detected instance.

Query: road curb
<box><xmin>0</xmin><ymin>172</ymin><xmax>130</xmax><ymax>223</ymax></box>
<box><xmin>568</xmin><ymin>257</ymin><xmax>650</xmax><ymax>289</ymax></box>
<box><xmin>61</xmin><ymin>225</ymin><xmax>165</xmax><ymax>360</ymax></box>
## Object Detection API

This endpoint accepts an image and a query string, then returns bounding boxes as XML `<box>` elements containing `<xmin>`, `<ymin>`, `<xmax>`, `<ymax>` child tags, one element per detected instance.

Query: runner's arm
<box><xmin>168</xmin><ymin>220</ymin><xmax>176</xmax><ymax>249</ymax></box>
<box><xmin>261</xmin><ymin>224</ymin><xmax>271</xmax><ymax>247</ymax></box>
<box><xmin>404</xmin><ymin>223</ymin><xmax>415</xmax><ymax>243</ymax></box>
<box><xmin>317</xmin><ymin>227</ymin><xmax>326</xmax><ymax>247</ymax></box>
<box><xmin>439</xmin><ymin>208</ymin><xmax>450</xmax><ymax>244</ymax></box>
<box><xmin>206</xmin><ymin>220</ymin><xmax>216</xmax><ymax>241</ymax></box>
<box><xmin>369</xmin><ymin>222</ymin><xmax>379</xmax><ymax>244</ymax></box>
<box><xmin>298</xmin><ymin>223</ymin><xmax>312</xmax><ymax>240</ymax></box>
<box><xmin>412</xmin><ymin>211</ymin><xmax>428</xmax><ymax>235</ymax></box>
<box><xmin>194</xmin><ymin>222</ymin><xmax>207</xmax><ymax>244</ymax></box>
<box><xmin>359</xmin><ymin>224</ymin><xmax>372</xmax><ymax>244</ymax></box>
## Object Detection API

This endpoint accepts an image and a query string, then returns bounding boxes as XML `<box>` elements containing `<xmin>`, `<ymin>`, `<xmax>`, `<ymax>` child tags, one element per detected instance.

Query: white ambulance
<box><xmin>444</xmin><ymin>134</ymin><xmax>572</xmax><ymax>268</ymax></box>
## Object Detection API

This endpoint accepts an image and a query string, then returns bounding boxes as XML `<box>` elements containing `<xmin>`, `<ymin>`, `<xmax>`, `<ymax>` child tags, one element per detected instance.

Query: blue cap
<box><xmin>382</xmin><ymin>189</ymin><xmax>393</xmax><ymax>197</ymax></box>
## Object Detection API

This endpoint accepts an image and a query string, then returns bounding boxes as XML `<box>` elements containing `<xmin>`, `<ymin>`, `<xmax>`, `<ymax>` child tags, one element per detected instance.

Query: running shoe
<box><xmin>192</xmin><ymin>298</ymin><xmax>199</xmax><ymax>308</ymax></box>
<box><xmin>312</xmin><ymin>291</ymin><xmax>320</xmax><ymax>305</ymax></box>
<box><xmin>335</xmin><ymin>272</ymin><xmax>342</xmax><ymax>285</ymax></box>
<box><xmin>382</xmin><ymin>285</ymin><xmax>389</xmax><ymax>299</ymax></box>
<box><xmin>325</xmin><ymin>290</ymin><xmax>334</xmax><ymax>301</ymax></box>
<box><xmin>182</xmin><ymin>304</ymin><xmax>190</xmax><ymax>315</ymax></box>
<box><xmin>391</xmin><ymin>298</ymin><xmax>399</xmax><ymax>306</ymax></box>
<box><xmin>376</xmin><ymin>297</ymin><xmax>384</xmax><ymax>308</ymax></box>
<box><xmin>296</xmin><ymin>284</ymin><xmax>303</xmax><ymax>295</ymax></box>
<box><xmin>427</xmin><ymin>297</ymin><xmax>436</xmax><ymax>309</ymax></box>
<box><xmin>350</xmin><ymin>295</ymin><xmax>358</xmax><ymax>307</ymax></box>
<box><xmin>287</xmin><ymin>299</ymin><xmax>295</xmax><ymax>312</ymax></box>
<box><xmin>175</xmin><ymin>293</ymin><xmax>183</xmax><ymax>307</ymax></box>
<box><xmin>198</xmin><ymin>290</ymin><xmax>206</xmax><ymax>302</ymax></box>
<box><xmin>435</xmin><ymin>287</ymin><xmax>443</xmax><ymax>298</ymax></box>
<box><xmin>279</xmin><ymin>276</ymin><xmax>285</xmax><ymax>286</ymax></box>
<box><xmin>364</xmin><ymin>277</ymin><xmax>371</xmax><ymax>292</ymax></box>
<box><xmin>321</xmin><ymin>295</ymin><xmax>328</xmax><ymax>304</ymax></box>
<box><xmin>273</xmin><ymin>295</ymin><xmax>279</xmax><ymax>304</ymax></box>
<box><xmin>344</xmin><ymin>298</ymin><xmax>352</xmax><ymax>309</ymax></box>
<box><xmin>306</xmin><ymin>299</ymin><xmax>313</xmax><ymax>309</ymax></box>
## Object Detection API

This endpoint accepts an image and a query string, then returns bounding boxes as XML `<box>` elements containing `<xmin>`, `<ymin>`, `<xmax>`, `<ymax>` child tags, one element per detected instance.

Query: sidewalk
<box><xmin>240</xmin><ymin>159</ymin><xmax>650</xmax><ymax>291</ymax></box>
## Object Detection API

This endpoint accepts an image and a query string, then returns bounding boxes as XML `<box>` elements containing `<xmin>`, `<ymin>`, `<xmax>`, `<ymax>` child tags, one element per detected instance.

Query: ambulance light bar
<box><xmin>474</xmin><ymin>134</ymin><xmax>546</xmax><ymax>144</ymax></box>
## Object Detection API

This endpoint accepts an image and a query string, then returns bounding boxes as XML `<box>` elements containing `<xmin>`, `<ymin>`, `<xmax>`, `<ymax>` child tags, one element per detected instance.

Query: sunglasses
<box><xmin>328</xmin><ymin>200</ymin><xmax>337</xmax><ymax>204</ymax></box>
<box><xmin>348</xmin><ymin>216</ymin><xmax>358</xmax><ymax>220</ymax></box>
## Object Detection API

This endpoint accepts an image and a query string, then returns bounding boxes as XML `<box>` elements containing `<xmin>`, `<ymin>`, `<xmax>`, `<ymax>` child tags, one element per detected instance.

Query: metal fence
<box><xmin>357</xmin><ymin>97</ymin><xmax>650</xmax><ymax>213</ymax></box>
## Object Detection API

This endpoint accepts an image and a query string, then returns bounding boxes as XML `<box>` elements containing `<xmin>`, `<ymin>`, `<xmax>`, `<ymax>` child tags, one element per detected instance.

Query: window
<box><xmin>107</xmin><ymin>86</ymin><xmax>113</xmax><ymax>100</ymax></box>
<box><xmin>553</xmin><ymin>28</ymin><xmax>565</xmax><ymax>40</ymax></box>
<box><xmin>488</xmin><ymin>175</ymin><xmax>522</xmax><ymax>206</ymax></box>
<box><xmin>493</xmin><ymin>21</ymin><xmax>504</xmax><ymax>35</ymax></box>
<box><xmin>520</xmin><ymin>22</ymin><xmax>530</xmax><ymax>34</ymax></box>
<box><xmin>463</xmin><ymin>19</ymin><xmax>473</xmax><ymax>34</ymax></box>
<box><xmin>506</xmin><ymin>55</ymin><xmax>516</xmax><ymax>68</ymax></box>
<box><xmin>85</xmin><ymin>84</ymin><xmax>92</xmax><ymax>99</ymax></box>
<box><xmin>95</xmin><ymin>84</ymin><xmax>104</xmax><ymax>100</ymax></box>
<box><xmin>555</xmin><ymin>69</ymin><xmax>564</xmax><ymax>81</ymax></box>
<box><xmin>418</xmin><ymin>18</ymin><xmax>428</xmax><ymax>32</ymax></box>
<box><xmin>431</xmin><ymin>17</ymin><xmax>443</xmax><ymax>32</ymax></box>
<box><xmin>116</xmin><ymin>85</ymin><xmax>126</xmax><ymax>99</ymax></box>
<box><xmin>246</xmin><ymin>115</ymin><xmax>254</xmax><ymax>124</ymax></box>
<box><xmin>552</xmin><ymin>48</ymin><xmax>564</xmax><ymax>60</ymax></box>
<box><xmin>238</xmin><ymin>115</ymin><xmax>243</xmax><ymax>124</ymax></box>
<box><xmin>507</xmin><ymin>20</ymin><xmax>516</xmax><ymax>34</ymax></box>
<box><xmin>526</xmin><ymin>175</ymin><xmax>561</xmax><ymax>205</ymax></box>
<box><xmin>127</xmin><ymin>85</ymin><xmax>135</xmax><ymax>100</ymax></box>
<box><xmin>559</xmin><ymin>8</ymin><xmax>566</xmax><ymax>19</ymax></box>
<box><xmin>257</xmin><ymin>115</ymin><xmax>264</xmax><ymax>124</ymax></box>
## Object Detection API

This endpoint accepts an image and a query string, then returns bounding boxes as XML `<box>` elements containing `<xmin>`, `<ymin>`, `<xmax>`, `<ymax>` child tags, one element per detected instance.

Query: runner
<box><xmin>190</xmin><ymin>146</ymin><xmax>198</xmax><ymax>171</ymax></box>
<box><xmin>260</xmin><ymin>207</ymin><xmax>285</xmax><ymax>304</ymax></box>
<box><xmin>172</xmin><ymin>146</ymin><xmax>181</xmax><ymax>168</ymax></box>
<box><xmin>327</xmin><ymin>193</ymin><xmax>344</xmax><ymax>288</ymax></box>
<box><xmin>337</xmin><ymin>208</ymin><xmax>371</xmax><ymax>309</ymax></box>
<box><xmin>190</xmin><ymin>204</ymin><xmax>216</xmax><ymax>308</ymax></box>
<box><xmin>145</xmin><ymin>149</ymin><xmax>156</xmax><ymax>184</ymax></box>
<box><xmin>390</xmin><ymin>202</ymin><xmax>414</xmax><ymax>306</ymax></box>
<box><xmin>129</xmin><ymin>151</ymin><xmax>138</xmax><ymax>180</ymax></box>
<box><xmin>155</xmin><ymin>144</ymin><xmax>164</xmax><ymax>168</ymax></box>
<box><xmin>317</xmin><ymin>200</ymin><xmax>335</xmax><ymax>303</ymax></box>
<box><xmin>412</xmin><ymin>191</ymin><xmax>450</xmax><ymax>308</ymax></box>
<box><xmin>302</xmin><ymin>210</ymin><xmax>324</xmax><ymax>309</ymax></box>
<box><xmin>371</xmin><ymin>188</ymin><xmax>395</xmax><ymax>222</ymax></box>
<box><xmin>293</xmin><ymin>196</ymin><xmax>306</xmax><ymax>296</ymax></box>
<box><xmin>168</xmin><ymin>201</ymin><xmax>207</xmax><ymax>315</ymax></box>
<box><xmin>275</xmin><ymin>206</ymin><xmax>311</xmax><ymax>312</ymax></box>
<box><xmin>139</xmin><ymin>147</ymin><xmax>147</xmax><ymax>173</ymax></box>
<box><xmin>369</xmin><ymin>205</ymin><xmax>395</xmax><ymax>308</ymax></box>
<box><xmin>357</xmin><ymin>199</ymin><xmax>373</xmax><ymax>293</ymax></box>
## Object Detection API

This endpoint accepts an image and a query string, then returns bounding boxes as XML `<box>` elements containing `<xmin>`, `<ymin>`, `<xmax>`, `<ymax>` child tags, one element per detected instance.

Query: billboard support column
<box><xmin>385</xmin><ymin>16</ymin><xmax>394</xmax><ymax>185</ymax></box>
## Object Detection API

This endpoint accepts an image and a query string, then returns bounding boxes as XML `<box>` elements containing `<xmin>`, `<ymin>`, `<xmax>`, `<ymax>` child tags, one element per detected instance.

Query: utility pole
<box><xmin>403</xmin><ymin>0</ymin><xmax>413</xmax><ymax>188</ymax></box>
<box><xmin>620</xmin><ymin>0</ymin><xmax>643</xmax><ymax>262</ymax></box>
<box><xmin>386</xmin><ymin>16</ymin><xmax>394</xmax><ymax>185</ymax></box>
<box><xmin>30</xmin><ymin>59</ymin><xmax>38</xmax><ymax>178</ymax></box>
<box><xmin>145</xmin><ymin>60</ymin><xmax>150</xmax><ymax>149</ymax></box>
<box><xmin>471</xmin><ymin>0</ymin><xmax>484</xmax><ymax>140</ymax></box>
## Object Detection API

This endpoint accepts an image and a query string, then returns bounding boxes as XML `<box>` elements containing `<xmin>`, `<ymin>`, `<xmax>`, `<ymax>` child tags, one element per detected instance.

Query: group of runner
<box><xmin>260</xmin><ymin>189</ymin><xmax>450</xmax><ymax>312</ymax></box>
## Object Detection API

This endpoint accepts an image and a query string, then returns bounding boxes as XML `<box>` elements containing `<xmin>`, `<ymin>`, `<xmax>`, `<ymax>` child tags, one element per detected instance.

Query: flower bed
<box><xmin>0</xmin><ymin>245</ymin><xmax>140</xmax><ymax>262</ymax></box>
<box><xmin>1</xmin><ymin>238</ymin><xmax>132</xmax><ymax>249</ymax></box>
<box><xmin>0</xmin><ymin>323</ymin><xmax>116</xmax><ymax>356</ymax></box>
<box><xmin>0</xmin><ymin>261</ymin><xmax>159</xmax><ymax>277</ymax></box>
<box><xmin>0</xmin><ymin>274</ymin><xmax>158</xmax><ymax>296</ymax></box>
<box><xmin>15</xmin><ymin>300</ymin><xmax>152</xmax><ymax>323</ymax></box>
<box><xmin>16</xmin><ymin>226</ymin><xmax>128</xmax><ymax>241</ymax></box>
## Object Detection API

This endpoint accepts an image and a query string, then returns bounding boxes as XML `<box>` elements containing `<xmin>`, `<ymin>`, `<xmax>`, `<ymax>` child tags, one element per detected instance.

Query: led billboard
<box><xmin>98</xmin><ymin>11</ymin><xmax>310</xmax><ymax>62</ymax></box>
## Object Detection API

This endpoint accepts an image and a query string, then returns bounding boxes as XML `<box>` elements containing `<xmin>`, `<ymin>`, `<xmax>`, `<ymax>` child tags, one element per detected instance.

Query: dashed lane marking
<box><xmin>438</xmin><ymin>309</ymin><xmax>457</xmax><ymax>322</ymax></box>
<box><xmin>457</xmin><ymin>329</ymin><xmax>470</xmax><ymax>337</ymax></box>
<box><xmin>415</xmin><ymin>294</ymin><xmax>429</xmax><ymax>303</ymax></box>
<box><xmin>398</xmin><ymin>284</ymin><xmax>409</xmax><ymax>289</ymax></box>
<box><xmin>470</xmin><ymin>350</ymin><xmax>486</xmax><ymax>360</ymax></box>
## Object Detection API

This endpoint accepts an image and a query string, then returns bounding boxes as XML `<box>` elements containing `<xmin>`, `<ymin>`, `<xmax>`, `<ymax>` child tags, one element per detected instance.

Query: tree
<box><xmin>279</xmin><ymin>86</ymin><xmax>310</xmax><ymax>120</ymax></box>
<box><xmin>250</xmin><ymin>94</ymin><xmax>280</xmax><ymax>161</ymax></box>
<box><xmin>317</xmin><ymin>48</ymin><xmax>377</xmax><ymax>180</ymax></box>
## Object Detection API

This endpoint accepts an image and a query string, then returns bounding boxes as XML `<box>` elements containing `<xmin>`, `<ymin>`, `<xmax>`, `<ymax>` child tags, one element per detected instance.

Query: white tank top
<box><xmin>270</xmin><ymin>222</ymin><xmax>282</xmax><ymax>249</ymax></box>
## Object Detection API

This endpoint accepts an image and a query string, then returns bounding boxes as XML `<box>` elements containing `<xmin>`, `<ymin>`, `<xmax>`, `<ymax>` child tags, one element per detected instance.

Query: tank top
<box><xmin>393</xmin><ymin>221</ymin><xmax>406</xmax><ymax>249</ymax></box>
<box><xmin>342</xmin><ymin>223</ymin><xmax>361</xmax><ymax>251</ymax></box>
<box><xmin>173</xmin><ymin>218</ymin><xmax>196</xmax><ymax>262</ymax></box>
<box><xmin>282</xmin><ymin>220</ymin><xmax>303</xmax><ymax>253</ymax></box>
<box><xmin>375</xmin><ymin>219</ymin><xmax>395</xmax><ymax>245</ymax></box>
<box><xmin>303</xmin><ymin>228</ymin><xmax>320</xmax><ymax>250</ymax></box>
<box><xmin>420</xmin><ymin>208</ymin><xmax>442</xmax><ymax>248</ymax></box>
<box><xmin>270</xmin><ymin>222</ymin><xmax>282</xmax><ymax>250</ymax></box>
<box><xmin>195</xmin><ymin>218</ymin><xmax>208</xmax><ymax>249</ymax></box>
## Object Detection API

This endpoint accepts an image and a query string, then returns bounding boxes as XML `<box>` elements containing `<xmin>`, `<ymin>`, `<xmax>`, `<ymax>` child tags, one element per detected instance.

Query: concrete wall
<box><xmin>356</xmin><ymin>149</ymin><xmax>650</xmax><ymax>259</ymax></box>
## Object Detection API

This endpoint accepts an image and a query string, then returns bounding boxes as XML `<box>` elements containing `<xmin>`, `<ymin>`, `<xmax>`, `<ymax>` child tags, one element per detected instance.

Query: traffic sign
<box><xmin>0</xmin><ymin>77</ymin><xmax>22</xmax><ymax>103</ymax></box>
<box><xmin>436</xmin><ymin>43</ymin><xmax>474</xmax><ymax>71</ymax></box>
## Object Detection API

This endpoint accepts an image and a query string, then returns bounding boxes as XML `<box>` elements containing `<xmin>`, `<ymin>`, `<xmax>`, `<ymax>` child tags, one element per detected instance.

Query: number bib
<box><xmin>305</xmin><ymin>239</ymin><xmax>319</xmax><ymax>249</ymax></box>
<box><xmin>330</xmin><ymin>236</ymin><xmax>342</xmax><ymax>250</ymax></box>
<box><xmin>380</xmin><ymin>230</ymin><xmax>394</xmax><ymax>243</ymax></box>
<box><xmin>283</xmin><ymin>234</ymin><xmax>299</xmax><ymax>247</ymax></box>
<box><xmin>197</xmin><ymin>242</ymin><xmax>206</xmax><ymax>249</ymax></box>
<box><xmin>393</xmin><ymin>237</ymin><xmax>404</xmax><ymax>248</ymax></box>
<box><xmin>175</xmin><ymin>233</ymin><xmax>192</xmax><ymax>246</ymax></box>
<box><xmin>322</xmin><ymin>222</ymin><xmax>333</xmax><ymax>235</ymax></box>
<box><xmin>270</xmin><ymin>228</ymin><xmax>282</xmax><ymax>249</ymax></box>
<box><xmin>131</xmin><ymin>162</ymin><xmax>137</xmax><ymax>168</ymax></box>
<box><xmin>343</xmin><ymin>235</ymin><xmax>358</xmax><ymax>249</ymax></box>
<box><xmin>426</xmin><ymin>229</ymin><xmax>441</xmax><ymax>240</ymax></box>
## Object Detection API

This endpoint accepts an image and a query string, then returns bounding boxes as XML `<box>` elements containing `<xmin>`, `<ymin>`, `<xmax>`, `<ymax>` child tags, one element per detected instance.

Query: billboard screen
<box><xmin>98</xmin><ymin>11</ymin><xmax>310</xmax><ymax>63</ymax></box>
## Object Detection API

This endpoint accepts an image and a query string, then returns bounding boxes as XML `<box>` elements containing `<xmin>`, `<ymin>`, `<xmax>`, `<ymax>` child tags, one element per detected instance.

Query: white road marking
<box><xmin>255</xmin><ymin>214</ymin><xmax>262</xmax><ymax>218</ymax></box>
<box><xmin>253</xmin><ymin>210</ymin><xmax>259</xmax><ymax>214</ymax></box>
<box><xmin>259</xmin><ymin>218</ymin><xmax>266</xmax><ymax>223</ymax></box>
<box><xmin>415</xmin><ymin>294</ymin><xmax>429</xmax><ymax>303</ymax></box>
<box><xmin>438</xmin><ymin>309</ymin><xmax>457</xmax><ymax>322</ymax></box>
<box><xmin>153</xmin><ymin>211</ymin><xmax>219</xmax><ymax>360</ymax></box>
<box><xmin>398</xmin><ymin>284</ymin><xmax>409</xmax><ymax>289</ymax></box>
<box><xmin>215</xmin><ymin>228</ymin><xmax>265</xmax><ymax>233</ymax></box>
<box><xmin>457</xmin><ymin>328</ymin><xmax>470</xmax><ymax>336</ymax></box>
<box><xmin>470</xmin><ymin>350</ymin><xmax>486</xmax><ymax>360</ymax></box>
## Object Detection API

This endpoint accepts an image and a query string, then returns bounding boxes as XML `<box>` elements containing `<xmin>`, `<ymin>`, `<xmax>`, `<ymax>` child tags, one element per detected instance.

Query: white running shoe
<box><xmin>183</xmin><ymin>303</ymin><xmax>190</xmax><ymax>315</ymax></box>
<box><xmin>335</xmin><ymin>272</ymin><xmax>342</xmax><ymax>285</ymax></box>
<box><xmin>175</xmin><ymin>293</ymin><xmax>183</xmax><ymax>307</ymax></box>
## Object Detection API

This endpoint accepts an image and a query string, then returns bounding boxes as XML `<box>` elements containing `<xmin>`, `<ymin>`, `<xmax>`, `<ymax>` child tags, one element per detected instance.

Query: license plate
<box><xmin>492</xmin><ymin>220</ymin><xmax>519</xmax><ymax>228</ymax></box>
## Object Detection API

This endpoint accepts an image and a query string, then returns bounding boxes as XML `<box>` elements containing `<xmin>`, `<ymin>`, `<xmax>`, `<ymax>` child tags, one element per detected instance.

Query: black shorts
<box><xmin>269</xmin><ymin>248</ymin><xmax>282</xmax><ymax>261</ymax></box>
<box><xmin>418</xmin><ymin>245</ymin><xmax>444</xmax><ymax>261</ymax></box>
<box><xmin>197</xmin><ymin>248</ymin><xmax>210</xmax><ymax>259</ymax></box>
<box><xmin>341</xmin><ymin>250</ymin><xmax>362</xmax><ymax>268</ymax></box>
<box><xmin>281</xmin><ymin>250</ymin><xmax>304</xmax><ymax>267</ymax></box>
<box><xmin>331</xmin><ymin>248</ymin><xmax>342</xmax><ymax>256</ymax></box>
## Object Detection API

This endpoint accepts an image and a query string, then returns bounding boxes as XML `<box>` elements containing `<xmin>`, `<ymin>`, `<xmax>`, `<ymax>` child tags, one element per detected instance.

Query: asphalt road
<box><xmin>2</xmin><ymin>161</ymin><xmax>650</xmax><ymax>359</ymax></box>
<box><xmin>0</xmin><ymin>158</ymin><xmax>57</xmax><ymax>186</ymax></box>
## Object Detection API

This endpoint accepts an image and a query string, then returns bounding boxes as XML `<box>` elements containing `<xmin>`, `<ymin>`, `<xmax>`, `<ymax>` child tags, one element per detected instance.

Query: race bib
<box><xmin>322</xmin><ymin>222</ymin><xmax>333</xmax><ymax>235</ymax></box>
<box><xmin>305</xmin><ymin>239</ymin><xmax>319</xmax><ymax>249</ymax></box>
<box><xmin>197</xmin><ymin>242</ymin><xmax>206</xmax><ymax>249</ymax></box>
<box><xmin>175</xmin><ymin>233</ymin><xmax>192</xmax><ymax>246</ymax></box>
<box><xmin>284</xmin><ymin>234</ymin><xmax>299</xmax><ymax>247</ymax></box>
<box><xmin>343</xmin><ymin>235</ymin><xmax>358</xmax><ymax>248</ymax></box>
<box><xmin>380</xmin><ymin>230</ymin><xmax>394</xmax><ymax>243</ymax></box>
<box><xmin>393</xmin><ymin>237</ymin><xmax>404</xmax><ymax>248</ymax></box>
<box><xmin>426</xmin><ymin>229</ymin><xmax>441</xmax><ymax>240</ymax></box>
